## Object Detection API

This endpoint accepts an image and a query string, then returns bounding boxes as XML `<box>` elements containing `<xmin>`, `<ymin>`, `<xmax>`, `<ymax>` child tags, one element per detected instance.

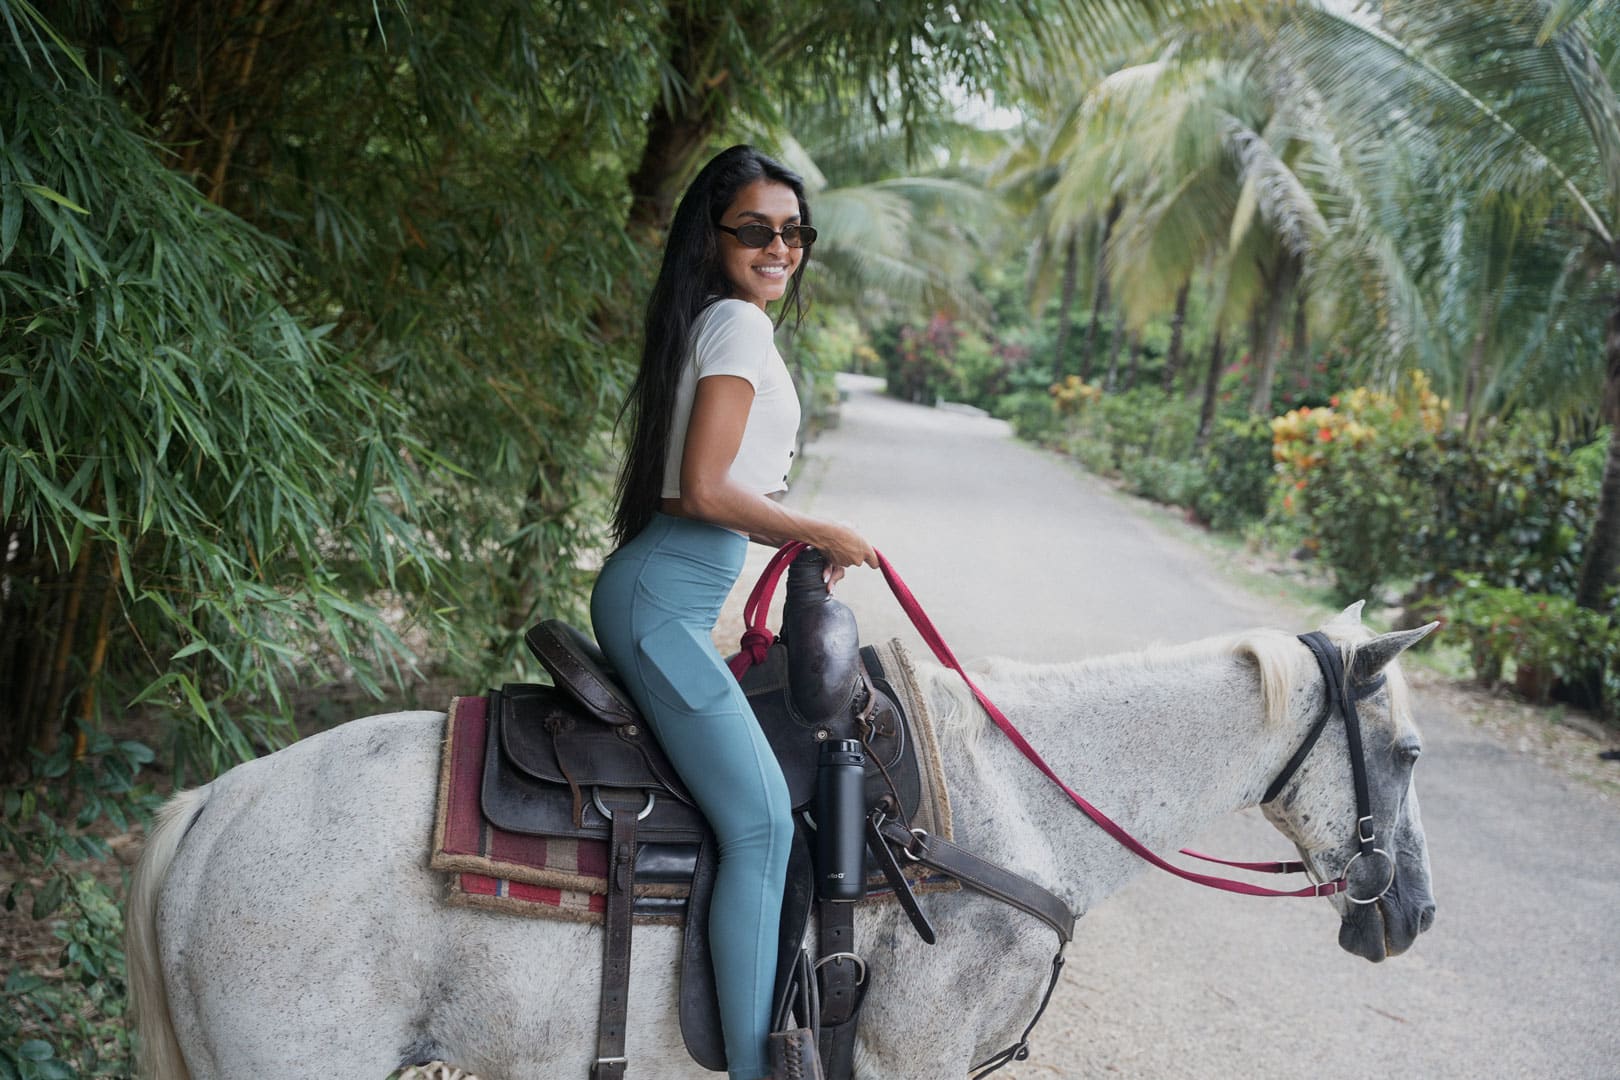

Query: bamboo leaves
<box><xmin>1</xmin><ymin>13</ymin><xmax>449</xmax><ymax>772</ymax></box>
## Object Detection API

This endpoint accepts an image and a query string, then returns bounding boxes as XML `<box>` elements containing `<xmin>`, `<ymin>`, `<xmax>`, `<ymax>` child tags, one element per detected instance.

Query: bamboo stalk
<box><xmin>76</xmin><ymin>556</ymin><xmax>121</xmax><ymax>759</ymax></box>
<box><xmin>0</xmin><ymin>526</ymin><xmax>34</xmax><ymax>764</ymax></box>
<box><xmin>207</xmin><ymin>0</ymin><xmax>279</xmax><ymax>204</ymax></box>
<box><xmin>39</xmin><ymin>541</ymin><xmax>93</xmax><ymax>754</ymax></box>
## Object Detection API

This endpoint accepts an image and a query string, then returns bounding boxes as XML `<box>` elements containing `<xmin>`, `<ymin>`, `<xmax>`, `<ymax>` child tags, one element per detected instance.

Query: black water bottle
<box><xmin>816</xmin><ymin>739</ymin><xmax>868</xmax><ymax>902</ymax></box>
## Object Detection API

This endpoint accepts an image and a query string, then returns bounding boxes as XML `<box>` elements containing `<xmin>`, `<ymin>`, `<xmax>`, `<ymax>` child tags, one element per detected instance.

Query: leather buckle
<box><xmin>814</xmin><ymin>951</ymin><xmax>868</xmax><ymax>987</ymax></box>
<box><xmin>591</xmin><ymin>787</ymin><xmax>656</xmax><ymax>821</ymax></box>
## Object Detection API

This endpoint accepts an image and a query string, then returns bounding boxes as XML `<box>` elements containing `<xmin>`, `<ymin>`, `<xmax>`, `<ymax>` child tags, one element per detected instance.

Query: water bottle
<box><xmin>815</xmin><ymin>739</ymin><xmax>868</xmax><ymax>902</ymax></box>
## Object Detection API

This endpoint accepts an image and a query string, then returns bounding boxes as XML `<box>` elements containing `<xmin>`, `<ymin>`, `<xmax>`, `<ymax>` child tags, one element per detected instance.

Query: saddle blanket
<box><xmin>430</xmin><ymin>637</ymin><xmax>956</xmax><ymax>923</ymax></box>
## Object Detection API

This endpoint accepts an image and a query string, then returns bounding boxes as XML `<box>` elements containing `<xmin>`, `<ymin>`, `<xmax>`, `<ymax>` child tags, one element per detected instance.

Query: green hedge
<box><xmin>1293</xmin><ymin>426</ymin><xmax>1599</xmax><ymax>604</ymax></box>
<box><xmin>1446</xmin><ymin>578</ymin><xmax>1619</xmax><ymax>716</ymax></box>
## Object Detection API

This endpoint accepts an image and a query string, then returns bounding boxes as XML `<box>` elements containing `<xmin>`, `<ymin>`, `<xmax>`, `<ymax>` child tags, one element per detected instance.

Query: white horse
<box><xmin>125</xmin><ymin>604</ymin><xmax>1437</xmax><ymax>1079</ymax></box>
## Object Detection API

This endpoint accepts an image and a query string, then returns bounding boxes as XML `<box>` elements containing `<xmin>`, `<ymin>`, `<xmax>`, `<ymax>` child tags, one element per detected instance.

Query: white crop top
<box><xmin>661</xmin><ymin>299</ymin><xmax>801</xmax><ymax>498</ymax></box>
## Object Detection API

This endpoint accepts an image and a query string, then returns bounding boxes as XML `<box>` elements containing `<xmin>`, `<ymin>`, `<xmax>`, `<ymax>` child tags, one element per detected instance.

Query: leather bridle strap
<box><xmin>867</xmin><ymin>817</ymin><xmax>1074</xmax><ymax>1079</ymax></box>
<box><xmin>1286</xmin><ymin>632</ymin><xmax>1383</xmax><ymax>866</ymax></box>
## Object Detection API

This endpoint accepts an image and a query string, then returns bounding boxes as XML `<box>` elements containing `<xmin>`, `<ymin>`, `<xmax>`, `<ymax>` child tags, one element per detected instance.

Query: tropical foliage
<box><xmin>6</xmin><ymin>0</ymin><xmax>1620</xmax><ymax>1069</ymax></box>
<box><xmin>870</xmin><ymin>0</ymin><xmax>1619</xmax><ymax>704</ymax></box>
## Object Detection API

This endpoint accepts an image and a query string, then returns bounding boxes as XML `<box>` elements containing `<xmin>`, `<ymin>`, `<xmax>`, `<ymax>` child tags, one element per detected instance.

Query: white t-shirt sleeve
<box><xmin>691</xmin><ymin>300</ymin><xmax>776</xmax><ymax>388</ymax></box>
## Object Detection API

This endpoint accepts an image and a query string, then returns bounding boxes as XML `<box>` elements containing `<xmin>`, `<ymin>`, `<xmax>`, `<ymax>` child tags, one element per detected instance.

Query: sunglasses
<box><xmin>717</xmin><ymin>222</ymin><xmax>817</xmax><ymax>249</ymax></box>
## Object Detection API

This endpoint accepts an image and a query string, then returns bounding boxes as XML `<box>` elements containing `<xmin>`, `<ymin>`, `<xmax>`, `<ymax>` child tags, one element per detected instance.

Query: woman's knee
<box><xmin>713</xmin><ymin>779</ymin><xmax>793</xmax><ymax>866</ymax></box>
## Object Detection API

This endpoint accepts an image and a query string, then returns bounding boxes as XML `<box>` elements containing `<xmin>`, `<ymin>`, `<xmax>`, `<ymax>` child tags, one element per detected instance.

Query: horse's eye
<box><xmin>1394</xmin><ymin>739</ymin><xmax>1422</xmax><ymax>766</ymax></box>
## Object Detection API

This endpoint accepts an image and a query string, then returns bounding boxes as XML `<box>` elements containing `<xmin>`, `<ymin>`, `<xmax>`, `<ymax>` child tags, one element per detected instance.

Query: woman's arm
<box><xmin>671</xmin><ymin>375</ymin><xmax>877</xmax><ymax>577</ymax></box>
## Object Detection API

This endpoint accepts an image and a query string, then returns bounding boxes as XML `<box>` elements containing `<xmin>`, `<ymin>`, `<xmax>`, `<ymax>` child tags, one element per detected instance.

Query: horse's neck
<box><xmin>928</xmin><ymin>646</ymin><xmax>1318</xmax><ymax>914</ymax></box>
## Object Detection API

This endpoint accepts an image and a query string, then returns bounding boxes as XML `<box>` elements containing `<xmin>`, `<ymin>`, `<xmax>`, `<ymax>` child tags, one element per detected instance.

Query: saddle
<box><xmin>484</xmin><ymin>550</ymin><xmax>935</xmax><ymax>1079</ymax></box>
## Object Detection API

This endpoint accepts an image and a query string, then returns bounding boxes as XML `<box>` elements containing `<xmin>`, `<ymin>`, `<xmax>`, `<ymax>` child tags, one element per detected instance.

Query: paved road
<box><xmin>720</xmin><ymin>374</ymin><xmax>1620</xmax><ymax>1080</ymax></box>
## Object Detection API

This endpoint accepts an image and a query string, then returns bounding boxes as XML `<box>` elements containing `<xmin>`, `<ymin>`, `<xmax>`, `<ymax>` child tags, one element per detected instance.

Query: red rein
<box><xmin>732</xmin><ymin>542</ymin><xmax>1344</xmax><ymax>900</ymax></box>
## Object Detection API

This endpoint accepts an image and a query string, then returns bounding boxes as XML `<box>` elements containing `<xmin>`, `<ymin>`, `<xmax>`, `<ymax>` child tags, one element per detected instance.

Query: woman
<box><xmin>590</xmin><ymin>145</ymin><xmax>878</xmax><ymax>1080</ymax></box>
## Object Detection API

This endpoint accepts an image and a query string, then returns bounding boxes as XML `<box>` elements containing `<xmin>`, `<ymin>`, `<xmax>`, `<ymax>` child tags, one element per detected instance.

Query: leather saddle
<box><xmin>483</xmin><ymin>549</ymin><xmax>926</xmax><ymax>1076</ymax></box>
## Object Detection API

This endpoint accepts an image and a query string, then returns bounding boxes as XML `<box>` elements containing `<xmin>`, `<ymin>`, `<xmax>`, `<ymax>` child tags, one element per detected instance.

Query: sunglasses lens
<box><xmin>734</xmin><ymin>224</ymin><xmax>775</xmax><ymax>248</ymax></box>
<box><xmin>784</xmin><ymin>225</ymin><xmax>816</xmax><ymax>248</ymax></box>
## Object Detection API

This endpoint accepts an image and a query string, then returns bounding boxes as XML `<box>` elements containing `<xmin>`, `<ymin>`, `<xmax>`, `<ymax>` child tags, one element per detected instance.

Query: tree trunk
<box><xmin>1104</xmin><ymin>309</ymin><xmax>1126</xmax><ymax>391</ymax></box>
<box><xmin>1081</xmin><ymin>196</ymin><xmax>1123</xmax><ymax>381</ymax></box>
<box><xmin>624</xmin><ymin>108</ymin><xmax>720</xmax><ymax>244</ymax></box>
<box><xmin>1290</xmin><ymin>285</ymin><xmax>1309</xmax><ymax>383</ymax></box>
<box><xmin>1052</xmin><ymin>232</ymin><xmax>1080</xmax><ymax>384</ymax></box>
<box><xmin>1162</xmin><ymin>276</ymin><xmax>1190</xmax><ymax>393</ymax></box>
<box><xmin>1123</xmin><ymin>330</ymin><xmax>1143</xmax><ymax>392</ymax></box>
<box><xmin>623</xmin><ymin>1</ymin><xmax>739</xmax><ymax>243</ymax></box>
<box><xmin>1246</xmin><ymin>251</ymin><xmax>1302</xmax><ymax>416</ymax></box>
<box><xmin>1462</xmin><ymin>290</ymin><xmax>1497</xmax><ymax>439</ymax></box>
<box><xmin>1575</xmin><ymin>285</ymin><xmax>1620</xmax><ymax>612</ymax></box>
<box><xmin>1196</xmin><ymin>324</ymin><xmax>1226</xmax><ymax>451</ymax></box>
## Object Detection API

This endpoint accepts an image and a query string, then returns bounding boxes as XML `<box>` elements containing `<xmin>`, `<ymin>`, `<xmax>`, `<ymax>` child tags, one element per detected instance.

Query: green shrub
<box><xmin>1195</xmin><ymin>417</ymin><xmax>1276</xmax><ymax>531</ymax></box>
<box><xmin>1064</xmin><ymin>387</ymin><xmax>1200</xmax><ymax>474</ymax></box>
<box><xmin>1120</xmin><ymin>450</ymin><xmax>1206</xmax><ymax>507</ymax></box>
<box><xmin>2</xmin><ymin>735</ymin><xmax>158</xmax><ymax>1079</ymax></box>
<box><xmin>1406</xmin><ymin>428</ymin><xmax>1598</xmax><ymax>598</ymax></box>
<box><xmin>1291</xmin><ymin>428</ymin><xmax>1599</xmax><ymax>604</ymax></box>
<box><xmin>1296</xmin><ymin>438</ymin><xmax>1420</xmax><ymax>602</ymax></box>
<box><xmin>954</xmin><ymin>333</ymin><xmax>1029</xmax><ymax>411</ymax></box>
<box><xmin>1274</xmin><ymin>378</ymin><xmax>1597</xmax><ymax>604</ymax></box>
<box><xmin>882</xmin><ymin>314</ymin><xmax>963</xmax><ymax>403</ymax></box>
<box><xmin>1445</xmin><ymin>578</ymin><xmax>1620</xmax><ymax>715</ymax></box>
<box><xmin>997</xmin><ymin>389</ymin><xmax>1063</xmax><ymax>444</ymax></box>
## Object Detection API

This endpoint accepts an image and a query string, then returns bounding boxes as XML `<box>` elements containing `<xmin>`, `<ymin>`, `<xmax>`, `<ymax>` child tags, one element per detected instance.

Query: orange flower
<box><xmin>1317</xmin><ymin>428</ymin><xmax>1335</xmax><ymax>443</ymax></box>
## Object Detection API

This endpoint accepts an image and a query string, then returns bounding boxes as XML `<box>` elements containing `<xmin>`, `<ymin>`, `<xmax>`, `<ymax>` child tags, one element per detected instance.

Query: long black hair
<box><xmin>609</xmin><ymin>145</ymin><xmax>812</xmax><ymax>547</ymax></box>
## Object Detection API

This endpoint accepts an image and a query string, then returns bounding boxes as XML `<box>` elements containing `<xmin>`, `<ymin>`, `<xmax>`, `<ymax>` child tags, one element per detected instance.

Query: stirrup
<box><xmin>767</xmin><ymin>1026</ymin><xmax>825</xmax><ymax>1080</ymax></box>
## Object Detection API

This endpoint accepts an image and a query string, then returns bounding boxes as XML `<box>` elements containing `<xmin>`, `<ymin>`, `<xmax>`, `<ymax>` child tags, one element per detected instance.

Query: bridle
<box><xmin>1264</xmin><ymin>630</ymin><xmax>1397</xmax><ymax>906</ymax></box>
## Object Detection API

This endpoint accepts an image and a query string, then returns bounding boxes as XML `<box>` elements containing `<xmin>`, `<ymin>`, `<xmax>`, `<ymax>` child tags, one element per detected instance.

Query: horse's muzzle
<box><xmin>1339</xmin><ymin>885</ymin><xmax>1436</xmax><ymax>962</ymax></box>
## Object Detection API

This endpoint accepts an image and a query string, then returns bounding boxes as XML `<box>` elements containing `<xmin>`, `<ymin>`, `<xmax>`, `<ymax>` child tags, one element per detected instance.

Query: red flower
<box><xmin>1317</xmin><ymin>428</ymin><xmax>1335</xmax><ymax>443</ymax></box>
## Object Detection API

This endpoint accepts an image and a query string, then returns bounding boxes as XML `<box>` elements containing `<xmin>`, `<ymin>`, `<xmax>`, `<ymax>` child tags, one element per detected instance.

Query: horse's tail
<box><xmin>125</xmin><ymin>786</ymin><xmax>208</xmax><ymax>1080</ymax></box>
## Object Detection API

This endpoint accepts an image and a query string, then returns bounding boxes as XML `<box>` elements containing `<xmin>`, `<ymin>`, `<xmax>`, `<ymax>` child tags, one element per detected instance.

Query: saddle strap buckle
<box><xmin>591</xmin><ymin>787</ymin><xmax>657</xmax><ymax>822</ymax></box>
<box><xmin>866</xmin><ymin>811</ymin><xmax>937</xmax><ymax>944</ymax></box>
<box><xmin>813</xmin><ymin>951</ymin><xmax>868</xmax><ymax>987</ymax></box>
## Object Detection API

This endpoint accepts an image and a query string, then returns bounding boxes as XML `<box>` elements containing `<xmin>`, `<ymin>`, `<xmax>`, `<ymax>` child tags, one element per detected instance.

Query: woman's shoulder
<box><xmin>695</xmin><ymin>297</ymin><xmax>775</xmax><ymax>335</ymax></box>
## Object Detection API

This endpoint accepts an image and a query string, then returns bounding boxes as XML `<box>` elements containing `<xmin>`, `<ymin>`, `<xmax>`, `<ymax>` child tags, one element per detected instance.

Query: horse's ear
<box><xmin>1326</xmin><ymin>601</ymin><xmax>1367</xmax><ymax>628</ymax></box>
<box><xmin>1350</xmin><ymin>623</ymin><xmax>1440</xmax><ymax>682</ymax></box>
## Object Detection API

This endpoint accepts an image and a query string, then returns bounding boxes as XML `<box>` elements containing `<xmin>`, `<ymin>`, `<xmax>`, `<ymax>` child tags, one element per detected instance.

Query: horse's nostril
<box><xmin>1419</xmin><ymin>903</ymin><xmax>1436</xmax><ymax>932</ymax></box>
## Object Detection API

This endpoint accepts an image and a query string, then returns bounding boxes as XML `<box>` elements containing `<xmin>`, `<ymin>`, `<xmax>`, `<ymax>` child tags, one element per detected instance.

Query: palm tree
<box><xmin>1030</xmin><ymin>51</ymin><xmax>1339</xmax><ymax>414</ymax></box>
<box><xmin>1261</xmin><ymin>0</ymin><xmax>1620</xmax><ymax>608</ymax></box>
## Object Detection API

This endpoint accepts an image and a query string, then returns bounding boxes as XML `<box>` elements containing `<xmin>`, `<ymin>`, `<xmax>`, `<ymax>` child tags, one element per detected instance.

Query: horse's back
<box><xmin>159</xmin><ymin>711</ymin><xmax>452</xmax><ymax>1075</ymax></box>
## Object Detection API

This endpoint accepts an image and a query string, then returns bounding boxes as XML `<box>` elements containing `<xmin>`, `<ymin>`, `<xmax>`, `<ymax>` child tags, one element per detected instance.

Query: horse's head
<box><xmin>1261</xmin><ymin>603</ymin><xmax>1439</xmax><ymax>963</ymax></box>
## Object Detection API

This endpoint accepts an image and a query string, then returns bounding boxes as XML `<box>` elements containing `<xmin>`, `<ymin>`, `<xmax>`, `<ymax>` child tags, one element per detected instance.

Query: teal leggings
<box><xmin>590</xmin><ymin>513</ymin><xmax>792</xmax><ymax>1080</ymax></box>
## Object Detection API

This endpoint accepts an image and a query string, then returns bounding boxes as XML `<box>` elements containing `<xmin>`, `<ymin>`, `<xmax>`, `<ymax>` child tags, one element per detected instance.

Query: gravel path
<box><xmin>715</xmin><ymin>374</ymin><xmax>1620</xmax><ymax>1080</ymax></box>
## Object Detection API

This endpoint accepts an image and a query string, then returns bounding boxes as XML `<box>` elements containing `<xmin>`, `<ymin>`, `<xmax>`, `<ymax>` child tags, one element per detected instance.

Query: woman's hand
<box><xmin>812</xmin><ymin>521</ymin><xmax>878</xmax><ymax>589</ymax></box>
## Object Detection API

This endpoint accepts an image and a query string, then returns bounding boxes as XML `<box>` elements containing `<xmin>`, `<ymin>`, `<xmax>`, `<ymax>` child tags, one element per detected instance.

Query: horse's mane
<box><xmin>919</xmin><ymin>624</ymin><xmax>1405</xmax><ymax>748</ymax></box>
